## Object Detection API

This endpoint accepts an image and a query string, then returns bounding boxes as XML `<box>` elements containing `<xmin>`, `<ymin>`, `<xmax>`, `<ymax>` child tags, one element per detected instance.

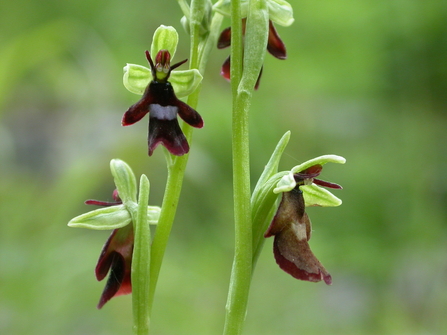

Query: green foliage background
<box><xmin>1</xmin><ymin>0</ymin><xmax>447</xmax><ymax>334</ymax></box>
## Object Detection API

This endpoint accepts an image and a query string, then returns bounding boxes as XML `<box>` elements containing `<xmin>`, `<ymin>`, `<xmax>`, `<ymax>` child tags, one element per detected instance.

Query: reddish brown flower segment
<box><xmin>265</xmin><ymin>188</ymin><xmax>332</xmax><ymax>285</ymax></box>
<box><xmin>264</xmin><ymin>164</ymin><xmax>342</xmax><ymax>284</ymax></box>
<box><xmin>122</xmin><ymin>50</ymin><xmax>203</xmax><ymax>156</ymax></box>
<box><xmin>85</xmin><ymin>191</ymin><xmax>134</xmax><ymax>309</ymax></box>
<box><xmin>95</xmin><ymin>225</ymin><xmax>134</xmax><ymax>309</ymax></box>
<box><xmin>217</xmin><ymin>20</ymin><xmax>286</xmax><ymax>89</ymax></box>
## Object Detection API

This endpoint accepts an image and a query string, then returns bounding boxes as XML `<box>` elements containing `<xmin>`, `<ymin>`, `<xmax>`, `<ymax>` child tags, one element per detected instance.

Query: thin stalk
<box><xmin>147</xmin><ymin>11</ymin><xmax>223</xmax><ymax>315</ymax></box>
<box><xmin>223</xmin><ymin>0</ymin><xmax>253</xmax><ymax>333</ymax></box>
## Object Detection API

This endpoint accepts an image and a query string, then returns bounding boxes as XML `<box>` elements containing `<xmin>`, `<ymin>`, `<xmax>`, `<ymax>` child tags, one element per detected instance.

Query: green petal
<box><xmin>273</xmin><ymin>171</ymin><xmax>296</xmax><ymax>193</ymax></box>
<box><xmin>169</xmin><ymin>69</ymin><xmax>203</xmax><ymax>98</ymax></box>
<box><xmin>110</xmin><ymin>159</ymin><xmax>137</xmax><ymax>203</ymax></box>
<box><xmin>291</xmin><ymin>155</ymin><xmax>346</xmax><ymax>174</ymax></box>
<box><xmin>268</xmin><ymin>0</ymin><xmax>294</xmax><ymax>27</ymax></box>
<box><xmin>68</xmin><ymin>205</ymin><xmax>132</xmax><ymax>230</ymax></box>
<box><xmin>123</xmin><ymin>64</ymin><xmax>151</xmax><ymax>95</ymax></box>
<box><xmin>300</xmin><ymin>184</ymin><xmax>342</xmax><ymax>207</ymax></box>
<box><xmin>150</xmin><ymin>25</ymin><xmax>179</xmax><ymax>60</ymax></box>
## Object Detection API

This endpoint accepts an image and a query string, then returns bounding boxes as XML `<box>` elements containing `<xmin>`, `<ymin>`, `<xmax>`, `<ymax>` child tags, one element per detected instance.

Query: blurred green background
<box><xmin>1</xmin><ymin>0</ymin><xmax>447</xmax><ymax>334</ymax></box>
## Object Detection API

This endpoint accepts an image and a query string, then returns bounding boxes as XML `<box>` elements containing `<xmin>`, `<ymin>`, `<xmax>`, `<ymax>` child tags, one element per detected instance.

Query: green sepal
<box><xmin>67</xmin><ymin>205</ymin><xmax>161</xmax><ymax>230</ymax></box>
<box><xmin>267</xmin><ymin>0</ymin><xmax>294</xmax><ymax>27</ymax></box>
<box><xmin>110</xmin><ymin>159</ymin><xmax>137</xmax><ymax>203</ymax></box>
<box><xmin>300</xmin><ymin>184</ymin><xmax>342</xmax><ymax>207</ymax></box>
<box><xmin>291</xmin><ymin>154</ymin><xmax>346</xmax><ymax>175</ymax></box>
<box><xmin>68</xmin><ymin>205</ymin><xmax>132</xmax><ymax>230</ymax></box>
<box><xmin>150</xmin><ymin>25</ymin><xmax>179</xmax><ymax>60</ymax></box>
<box><xmin>123</xmin><ymin>65</ymin><xmax>202</xmax><ymax>98</ymax></box>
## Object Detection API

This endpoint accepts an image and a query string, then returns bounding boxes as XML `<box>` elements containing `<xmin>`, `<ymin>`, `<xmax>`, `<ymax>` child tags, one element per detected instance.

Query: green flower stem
<box><xmin>146</xmin><ymin>7</ymin><xmax>223</xmax><ymax>317</ymax></box>
<box><xmin>223</xmin><ymin>0</ymin><xmax>269</xmax><ymax>333</ymax></box>
<box><xmin>132</xmin><ymin>175</ymin><xmax>151</xmax><ymax>335</ymax></box>
<box><xmin>222</xmin><ymin>0</ymin><xmax>254</xmax><ymax>334</ymax></box>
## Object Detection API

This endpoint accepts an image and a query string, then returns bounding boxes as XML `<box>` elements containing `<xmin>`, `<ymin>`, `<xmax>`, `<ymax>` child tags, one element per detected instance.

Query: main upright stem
<box><xmin>223</xmin><ymin>0</ymin><xmax>253</xmax><ymax>333</ymax></box>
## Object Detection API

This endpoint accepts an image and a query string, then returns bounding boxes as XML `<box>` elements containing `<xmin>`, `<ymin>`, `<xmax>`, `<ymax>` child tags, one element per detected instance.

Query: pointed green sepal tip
<box><xmin>300</xmin><ymin>184</ymin><xmax>342</xmax><ymax>207</ymax></box>
<box><xmin>110</xmin><ymin>159</ymin><xmax>137</xmax><ymax>203</ymax></box>
<box><xmin>123</xmin><ymin>66</ymin><xmax>202</xmax><ymax>97</ymax></box>
<box><xmin>150</xmin><ymin>25</ymin><xmax>179</xmax><ymax>61</ymax></box>
<box><xmin>68</xmin><ymin>205</ymin><xmax>132</xmax><ymax>230</ymax></box>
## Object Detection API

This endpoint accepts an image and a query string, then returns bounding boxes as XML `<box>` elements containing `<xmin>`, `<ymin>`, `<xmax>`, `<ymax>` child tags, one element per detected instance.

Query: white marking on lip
<box><xmin>150</xmin><ymin>104</ymin><xmax>178</xmax><ymax>120</ymax></box>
